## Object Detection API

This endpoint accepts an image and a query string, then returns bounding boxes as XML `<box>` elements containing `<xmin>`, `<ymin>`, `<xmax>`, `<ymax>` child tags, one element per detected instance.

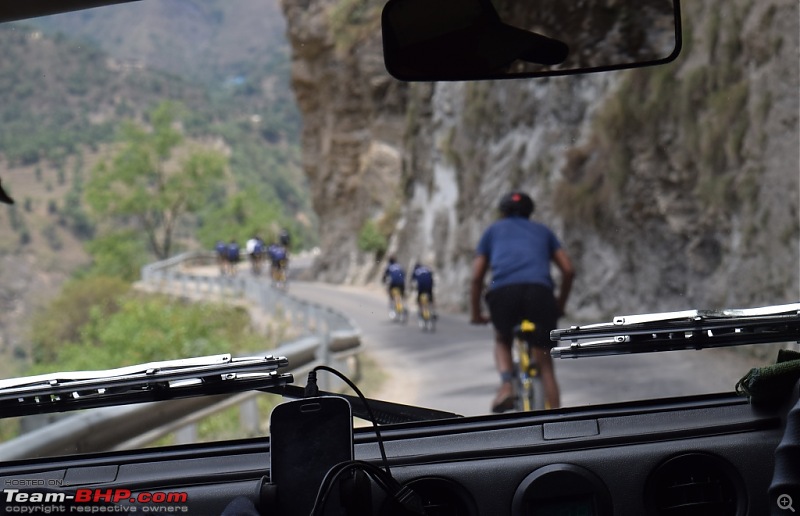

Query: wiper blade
<box><xmin>551</xmin><ymin>303</ymin><xmax>800</xmax><ymax>359</ymax></box>
<box><xmin>0</xmin><ymin>353</ymin><xmax>459</xmax><ymax>424</ymax></box>
<box><xmin>0</xmin><ymin>354</ymin><xmax>292</xmax><ymax>418</ymax></box>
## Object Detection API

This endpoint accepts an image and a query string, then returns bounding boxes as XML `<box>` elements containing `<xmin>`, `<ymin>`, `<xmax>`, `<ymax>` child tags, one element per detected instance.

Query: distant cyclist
<box><xmin>226</xmin><ymin>239</ymin><xmax>241</xmax><ymax>275</ymax></box>
<box><xmin>215</xmin><ymin>240</ymin><xmax>228</xmax><ymax>275</ymax></box>
<box><xmin>470</xmin><ymin>191</ymin><xmax>575</xmax><ymax>413</ymax></box>
<box><xmin>246</xmin><ymin>235</ymin><xmax>265</xmax><ymax>275</ymax></box>
<box><xmin>268</xmin><ymin>242</ymin><xmax>289</xmax><ymax>285</ymax></box>
<box><xmin>278</xmin><ymin>228</ymin><xmax>291</xmax><ymax>248</ymax></box>
<box><xmin>382</xmin><ymin>256</ymin><xmax>407</xmax><ymax>311</ymax></box>
<box><xmin>411</xmin><ymin>262</ymin><xmax>437</xmax><ymax>319</ymax></box>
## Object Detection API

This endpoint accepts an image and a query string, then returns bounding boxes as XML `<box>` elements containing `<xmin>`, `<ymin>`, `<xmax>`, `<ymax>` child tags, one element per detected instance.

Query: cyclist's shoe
<box><xmin>491</xmin><ymin>382</ymin><xmax>515</xmax><ymax>413</ymax></box>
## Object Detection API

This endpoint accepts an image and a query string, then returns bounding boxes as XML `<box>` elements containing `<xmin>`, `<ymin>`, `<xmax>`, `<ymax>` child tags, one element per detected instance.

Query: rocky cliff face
<box><xmin>280</xmin><ymin>0</ymin><xmax>799</xmax><ymax>317</ymax></box>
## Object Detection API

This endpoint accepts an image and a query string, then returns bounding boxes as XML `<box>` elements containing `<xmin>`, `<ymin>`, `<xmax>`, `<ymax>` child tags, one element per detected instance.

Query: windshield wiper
<box><xmin>0</xmin><ymin>354</ymin><xmax>292</xmax><ymax>418</ymax></box>
<box><xmin>551</xmin><ymin>303</ymin><xmax>800</xmax><ymax>359</ymax></box>
<box><xmin>0</xmin><ymin>354</ymin><xmax>461</xmax><ymax>424</ymax></box>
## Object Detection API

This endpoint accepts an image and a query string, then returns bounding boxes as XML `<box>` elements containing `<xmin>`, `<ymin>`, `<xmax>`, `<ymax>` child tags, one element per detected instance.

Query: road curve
<box><xmin>287</xmin><ymin>281</ymin><xmax>768</xmax><ymax>417</ymax></box>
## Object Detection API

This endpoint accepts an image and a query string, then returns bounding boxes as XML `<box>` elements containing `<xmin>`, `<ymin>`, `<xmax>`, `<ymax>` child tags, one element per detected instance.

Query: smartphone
<box><xmin>269</xmin><ymin>396</ymin><xmax>354</xmax><ymax>516</ymax></box>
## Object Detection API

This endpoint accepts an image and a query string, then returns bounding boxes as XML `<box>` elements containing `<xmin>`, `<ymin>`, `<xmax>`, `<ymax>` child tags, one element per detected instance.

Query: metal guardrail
<box><xmin>0</xmin><ymin>252</ymin><xmax>362</xmax><ymax>461</ymax></box>
<box><xmin>140</xmin><ymin>251</ymin><xmax>356</xmax><ymax>336</ymax></box>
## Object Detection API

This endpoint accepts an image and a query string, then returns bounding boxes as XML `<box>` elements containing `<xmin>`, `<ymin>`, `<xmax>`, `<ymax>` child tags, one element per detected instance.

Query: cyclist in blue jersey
<box><xmin>215</xmin><ymin>240</ymin><xmax>228</xmax><ymax>275</ymax></box>
<box><xmin>226</xmin><ymin>240</ymin><xmax>241</xmax><ymax>275</ymax></box>
<box><xmin>411</xmin><ymin>262</ymin><xmax>437</xmax><ymax>319</ymax></box>
<box><xmin>470</xmin><ymin>191</ymin><xmax>575</xmax><ymax>413</ymax></box>
<box><xmin>267</xmin><ymin>242</ymin><xmax>289</xmax><ymax>285</ymax></box>
<box><xmin>382</xmin><ymin>256</ymin><xmax>407</xmax><ymax>310</ymax></box>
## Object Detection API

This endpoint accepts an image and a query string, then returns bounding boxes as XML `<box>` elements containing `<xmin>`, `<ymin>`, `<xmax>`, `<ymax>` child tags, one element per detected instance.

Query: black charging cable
<box><xmin>304</xmin><ymin>366</ymin><xmax>426</xmax><ymax>515</ymax></box>
<box><xmin>304</xmin><ymin>370</ymin><xmax>320</xmax><ymax>396</ymax></box>
<box><xmin>310</xmin><ymin>460</ymin><xmax>424</xmax><ymax>516</ymax></box>
<box><xmin>305</xmin><ymin>365</ymin><xmax>391</xmax><ymax>474</ymax></box>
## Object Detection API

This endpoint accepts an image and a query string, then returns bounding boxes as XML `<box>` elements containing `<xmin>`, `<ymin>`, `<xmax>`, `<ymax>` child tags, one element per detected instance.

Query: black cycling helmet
<box><xmin>498</xmin><ymin>191</ymin><xmax>535</xmax><ymax>218</ymax></box>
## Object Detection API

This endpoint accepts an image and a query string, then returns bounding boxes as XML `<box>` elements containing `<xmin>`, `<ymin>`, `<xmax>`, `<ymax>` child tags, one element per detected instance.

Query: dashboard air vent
<box><xmin>383</xmin><ymin>477</ymin><xmax>477</xmax><ymax>516</ymax></box>
<box><xmin>646</xmin><ymin>452</ymin><xmax>744</xmax><ymax>516</ymax></box>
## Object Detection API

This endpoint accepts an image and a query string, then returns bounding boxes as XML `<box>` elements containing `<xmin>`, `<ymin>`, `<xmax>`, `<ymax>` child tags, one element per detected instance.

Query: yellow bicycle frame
<box><xmin>419</xmin><ymin>292</ymin><xmax>431</xmax><ymax>320</ymax></box>
<box><xmin>516</xmin><ymin>320</ymin><xmax>542</xmax><ymax>412</ymax></box>
<box><xmin>391</xmin><ymin>286</ymin><xmax>404</xmax><ymax>314</ymax></box>
<box><xmin>272</xmin><ymin>259</ymin><xmax>287</xmax><ymax>283</ymax></box>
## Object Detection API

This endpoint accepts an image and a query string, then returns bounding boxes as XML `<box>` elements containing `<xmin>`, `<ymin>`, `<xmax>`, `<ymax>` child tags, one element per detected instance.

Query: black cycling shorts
<box><xmin>416</xmin><ymin>288</ymin><xmax>433</xmax><ymax>303</ymax></box>
<box><xmin>388</xmin><ymin>283</ymin><xmax>405</xmax><ymax>297</ymax></box>
<box><xmin>485</xmin><ymin>283</ymin><xmax>558</xmax><ymax>348</ymax></box>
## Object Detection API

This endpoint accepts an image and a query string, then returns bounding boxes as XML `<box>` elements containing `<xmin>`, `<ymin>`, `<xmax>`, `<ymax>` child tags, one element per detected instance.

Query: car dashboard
<box><xmin>0</xmin><ymin>389</ymin><xmax>792</xmax><ymax>516</ymax></box>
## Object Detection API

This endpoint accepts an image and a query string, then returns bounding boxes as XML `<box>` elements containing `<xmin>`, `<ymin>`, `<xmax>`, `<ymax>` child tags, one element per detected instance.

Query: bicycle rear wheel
<box><xmin>511</xmin><ymin>341</ymin><xmax>527</xmax><ymax>412</ymax></box>
<box><xmin>513</xmin><ymin>340</ymin><xmax>546</xmax><ymax>412</ymax></box>
<box><xmin>528</xmin><ymin>373</ymin><xmax>545</xmax><ymax>411</ymax></box>
<box><xmin>418</xmin><ymin>295</ymin><xmax>435</xmax><ymax>331</ymax></box>
<box><xmin>514</xmin><ymin>374</ymin><xmax>545</xmax><ymax>412</ymax></box>
<box><xmin>389</xmin><ymin>288</ymin><xmax>402</xmax><ymax>322</ymax></box>
<box><xmin>511</xmin><ymin>372</ymin><xmax>525</xmax><ymax>412</ymax></box>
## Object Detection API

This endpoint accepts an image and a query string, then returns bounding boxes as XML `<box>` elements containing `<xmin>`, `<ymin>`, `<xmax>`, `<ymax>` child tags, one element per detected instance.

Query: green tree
<box><xmin>197</xmin><ymin>189</ymin><xmax>288</xmax><ymax>248</ymax></box>
<box><xmin>83</xmin><ymin>230</ymin><xmax>150</xmax><ymax>282</ymax></box>
<box><xmin>357</xmin><ymin>219</ymin><xmax>387</xmax><ymax>257</ymax></box>
<box><xmin>87</xmin><ymin>101</ymin><xmax>227</xmax><ymax>259</ymax></box>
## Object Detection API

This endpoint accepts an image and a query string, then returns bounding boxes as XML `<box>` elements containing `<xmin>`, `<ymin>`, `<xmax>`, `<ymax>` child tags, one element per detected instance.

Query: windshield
<box><xmin>0</xmin><ymin>0</ymin><xmax>797</xmax><ymax>459</ymax></box>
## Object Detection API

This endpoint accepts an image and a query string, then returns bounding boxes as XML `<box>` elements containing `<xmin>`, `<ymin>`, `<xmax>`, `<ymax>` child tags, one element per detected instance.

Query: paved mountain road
<box><xmin>286</xmin><ymin>281</ymin><xmax>768</xmax><ymax>417</ymax></box>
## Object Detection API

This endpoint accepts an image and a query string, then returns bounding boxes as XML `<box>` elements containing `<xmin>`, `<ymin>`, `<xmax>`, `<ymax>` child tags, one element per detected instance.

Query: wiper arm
<box><xmin>0</xmin><ymin>354</ymin><xmax>292</xmax><ymax>418</ymax></box>
<box><xmin>551</xmin><ymin>303</ymin><xmax>800</xmax><ymax>359</ymax></box>
<box><xmin>267</xmin><ymin>384</ymin><xmax>462</xmax><ymax>425</ymax></box>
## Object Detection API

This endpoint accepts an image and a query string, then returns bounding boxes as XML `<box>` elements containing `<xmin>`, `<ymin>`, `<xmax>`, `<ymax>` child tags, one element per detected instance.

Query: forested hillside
<box><xmin>0</xmin><ymin>1</ymin><xmax>312</xmax><ymax>374</ymax></box>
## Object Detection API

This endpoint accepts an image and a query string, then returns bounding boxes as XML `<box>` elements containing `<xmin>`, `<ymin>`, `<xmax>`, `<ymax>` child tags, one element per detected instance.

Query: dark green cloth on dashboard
<box><xmin>736</xmin><ymin>349</ymin><xmax>800</xmax><ymax>403</ymax></box>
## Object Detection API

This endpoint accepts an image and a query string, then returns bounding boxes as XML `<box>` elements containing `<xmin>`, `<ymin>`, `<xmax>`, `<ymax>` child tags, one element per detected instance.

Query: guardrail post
<box><xmin>318</xmin><ymin>331</ymin><xmax>331</xmax><ymax>391</ymax></box>
<box><xmin>304</xmin><ymin>304</ymin><xmax>313</xmax><ymax>334</ymax></box>
<box><xmin>239</xmin><ymin>397</ymin><xmax>260</xmax><ymax>437</ymax></box>
<box><xmin>175</xmin><ymin>424</ymin><xmax>197</xmax><ymax>445</ymax></box>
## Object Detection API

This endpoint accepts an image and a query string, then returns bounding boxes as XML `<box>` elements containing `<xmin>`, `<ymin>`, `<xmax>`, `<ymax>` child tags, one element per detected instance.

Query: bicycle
<box><xmin>389</xmin><ymin>286</ymin><xmax>408</xmax><ymax>323</ymax></box>
<box><xmin>511</xmin><ymin>320</ymin><xmax>546</xmax><ymax>412</ymax></box>
<box><xmin>271</xmin><ymin>260</ymin><xmax>288</xmax><ymax>290</ymax></box>
<box><xmin>417</xmin><ymin>292</ymin><xmax>435</xmax><ymax>332</ymax></box>
<box><xmin>249</xmin><ymin>251</ymin><xmax>263</xmax><ymax>276</ymax></box>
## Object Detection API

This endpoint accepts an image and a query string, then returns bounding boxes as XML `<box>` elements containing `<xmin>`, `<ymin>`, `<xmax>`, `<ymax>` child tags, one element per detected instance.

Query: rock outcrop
<box><xmin>280</xmin><ymin>0</ymin><xmax>799</xmax><ymax>317</ymax></box>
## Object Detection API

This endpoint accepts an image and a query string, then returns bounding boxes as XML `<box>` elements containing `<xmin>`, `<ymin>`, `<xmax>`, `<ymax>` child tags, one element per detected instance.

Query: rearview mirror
<box><xmin>382</xmin><ymin>0</ymin><xmax>681</xmax><ymax>81</ymax></box>
<box><xmin>0</xmin><ymin>0</ymin><xmax>139</xmax><ymax>23</ymax></box>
